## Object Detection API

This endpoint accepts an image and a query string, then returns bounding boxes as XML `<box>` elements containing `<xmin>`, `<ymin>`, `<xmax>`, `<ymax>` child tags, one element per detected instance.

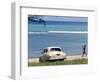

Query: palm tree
<box><xmin>28</xmin><ymin>15</ymin><xmax>46</xmax><ymax>27</ymax></box>
<box><xmin>38</xmin><ymin>18</ymin><xmax>46</xmax><ymax>26</ymax></box>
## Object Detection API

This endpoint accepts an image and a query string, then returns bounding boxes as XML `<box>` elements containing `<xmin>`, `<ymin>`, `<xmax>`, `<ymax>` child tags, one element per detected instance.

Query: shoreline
<box><xmin>28</xmin><ymin>55</ymin><xmax>88</xmax><ymax>63</ymax></box>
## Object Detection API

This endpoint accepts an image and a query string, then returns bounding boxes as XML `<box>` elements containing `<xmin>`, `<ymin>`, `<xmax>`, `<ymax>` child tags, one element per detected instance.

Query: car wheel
<box><xmin>39</xmin><ymin>55</ymin><xmax>50</xmax><ymax>62</ymax></box>
<box><xmin>39</xmin><ymin>57</ymin><xmax>42</xmax><ymax>62</ymax></box>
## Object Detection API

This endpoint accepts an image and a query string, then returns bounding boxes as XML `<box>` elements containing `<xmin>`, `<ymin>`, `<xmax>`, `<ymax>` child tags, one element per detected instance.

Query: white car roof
<box><xmin>45</xmin><ymin>46</ymin><xmax>61</xmax><ymax>49</ymax></box>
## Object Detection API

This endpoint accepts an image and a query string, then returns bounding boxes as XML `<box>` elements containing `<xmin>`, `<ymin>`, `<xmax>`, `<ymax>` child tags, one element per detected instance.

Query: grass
<box><xmin>28</xmin><ymin>59</ymin><xmax>88</xmax><ymax>67</ymax></box>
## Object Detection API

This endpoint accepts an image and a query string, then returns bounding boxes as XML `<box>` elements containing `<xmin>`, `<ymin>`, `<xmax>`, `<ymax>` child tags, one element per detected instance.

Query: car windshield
<box><xmin>50</xmin><ymin>48</ymin><xmax>61</xmax><ymax>51</ymax></box>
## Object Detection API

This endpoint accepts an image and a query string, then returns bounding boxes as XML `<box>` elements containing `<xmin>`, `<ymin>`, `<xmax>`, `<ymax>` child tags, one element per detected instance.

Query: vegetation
<box><xmin>28</xmin><ymin>59</ymin><xmax>88</xmax><ymax>67</ymax></box>
<box><xmin>28</xmin><ymin>15</ymin><xmax>46</xmax><ymax>26</ymax></box>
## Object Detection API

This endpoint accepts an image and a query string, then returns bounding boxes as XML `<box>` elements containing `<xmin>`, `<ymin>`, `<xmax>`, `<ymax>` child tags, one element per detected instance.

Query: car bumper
<box><xmin>48</xmin><ymin>56</ymin><xmax>66</xmax><ymax>60</ymax></box>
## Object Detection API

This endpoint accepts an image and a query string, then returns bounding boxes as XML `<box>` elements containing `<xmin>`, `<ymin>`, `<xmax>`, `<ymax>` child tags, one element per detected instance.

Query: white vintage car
<box><xmin>39</xmin><ymin>47</ymin><xmax>66</xmax><ymax>62</ymax></box>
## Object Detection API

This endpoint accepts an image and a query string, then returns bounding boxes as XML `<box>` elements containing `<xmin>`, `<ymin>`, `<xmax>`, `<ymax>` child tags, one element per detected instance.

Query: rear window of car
<box><xmin>50</xmin><ymin>48</ymin><xmax>61</xmax><ymax>51</ymax></box>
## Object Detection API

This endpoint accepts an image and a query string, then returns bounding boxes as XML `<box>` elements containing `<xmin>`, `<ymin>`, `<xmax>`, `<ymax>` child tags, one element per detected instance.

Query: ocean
<box><xmin>28</xmin><ymin>21</ymin><xmax>88</xmax><ymax>58</ymax></box>
<box><xmin>28</xmin><ymin>21</ymin><xmax>87</xmax><ymax>32</ymax></box>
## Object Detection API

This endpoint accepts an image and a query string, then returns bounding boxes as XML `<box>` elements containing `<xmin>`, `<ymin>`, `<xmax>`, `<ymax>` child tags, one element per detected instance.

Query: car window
<box><xmin>45</xmin><ymin>49</ymin><xmax>48</xmax><ymax>53</ymax></box>
<box><xmin>43</xmin><ymin>49</ymin><xmax>48</xmax><ymax>53</ymax></box>
<box><xmin>50</xmin><ymin>48</ymin><xmax>61</xmax><ymax>51</ymax></box>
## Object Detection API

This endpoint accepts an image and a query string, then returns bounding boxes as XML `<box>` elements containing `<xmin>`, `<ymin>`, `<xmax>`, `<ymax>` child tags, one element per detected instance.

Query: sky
<box><xmin>29</xmin><ymin>15</ymin><xmax>88</xmax><ymax>22</ymax></box>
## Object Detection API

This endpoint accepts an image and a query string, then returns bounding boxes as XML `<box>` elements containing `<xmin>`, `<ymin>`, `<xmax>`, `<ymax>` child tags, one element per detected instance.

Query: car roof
<box><xmin>45</xmin><ymin>46</ymin><xmax>61</xmax><ymax>49</ymax></box>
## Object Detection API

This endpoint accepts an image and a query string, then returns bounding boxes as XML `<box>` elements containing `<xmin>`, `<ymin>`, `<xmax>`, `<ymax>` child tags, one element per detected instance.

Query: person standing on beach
<box><xmin>82</xmin><ymin>44</ymin><xmax>87</xmax><ymax>57</ymax></box>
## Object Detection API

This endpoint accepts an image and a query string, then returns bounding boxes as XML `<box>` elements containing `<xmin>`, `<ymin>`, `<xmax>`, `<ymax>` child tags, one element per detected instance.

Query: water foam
<box><xmin>28</xmin><ymin>31</ymin><xmax>88</xmax><ymax>34</ymax></box>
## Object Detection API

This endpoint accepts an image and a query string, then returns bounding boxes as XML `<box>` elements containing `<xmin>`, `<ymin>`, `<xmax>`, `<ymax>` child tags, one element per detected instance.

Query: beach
<box><xmin>28</xmin><ymin>55</ymin><xmax>88</xmax><ymax>64</ymax></box>
<box><xmin>28</xmin><ymin>16</ymin><xmax>87</xmax><ymax>58</ymax></box>
<box><xmin>28</xmin><ymin>15</ymin><xmax>88</xmax><ymax>66</ymax></box>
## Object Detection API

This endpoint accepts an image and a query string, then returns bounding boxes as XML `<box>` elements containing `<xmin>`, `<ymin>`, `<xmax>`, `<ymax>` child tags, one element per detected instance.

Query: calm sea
<box><xmin>28</xmin><ymin>21</ymin><xmax>88</xmax><ymax>58</ymax></box>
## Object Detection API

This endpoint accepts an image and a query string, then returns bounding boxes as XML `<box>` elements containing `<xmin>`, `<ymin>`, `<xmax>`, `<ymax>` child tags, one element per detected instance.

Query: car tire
<box><xmin>39</xmin><ymin>55</ymin><xmax>50</xmax><ymax>62</ymax></box>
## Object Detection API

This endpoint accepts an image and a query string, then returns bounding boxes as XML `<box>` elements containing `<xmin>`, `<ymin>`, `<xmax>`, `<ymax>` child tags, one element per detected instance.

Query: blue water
<box><xmin>28</xmin><ymin>33</ymin><xmax>87</xmax><ymax>58</ymax></box>
<box><xmin>28</xmin><ymin>21</ymin><xmax>87</xmax><ymax>32</ymax></box>
<box><xmin>28</xmin><ymin>21</ymin><xmax>88</xmax><ymax>58</ymax></box>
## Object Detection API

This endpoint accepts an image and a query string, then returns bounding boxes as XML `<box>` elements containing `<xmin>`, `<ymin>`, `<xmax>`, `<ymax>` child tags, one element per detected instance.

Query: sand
<box><xmin>28</xmin><ymin>58</ymin><xmax>39</xmax><ymax>63</ymax></box>
<box><xmin>65</xmin><ymin>55</ymin><xmax>87</xmax><ymax>61</ymax></box>
<box><xmin>28</xmin><ymin>55</ymin><xmax>88</xmax><ymax>63</ymax></box>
